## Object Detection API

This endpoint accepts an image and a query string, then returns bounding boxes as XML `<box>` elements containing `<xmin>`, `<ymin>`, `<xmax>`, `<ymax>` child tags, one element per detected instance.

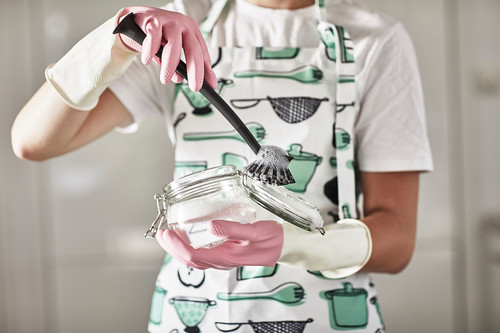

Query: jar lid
<box><xmin>154</xmin><ymin>165</ymin><xmax>325</xmax><ymax>235</ymax></box>
<box><xmin>241</xmin><ymin>172</ymin><xmax>325</xmax><ymax>233</ymax></box>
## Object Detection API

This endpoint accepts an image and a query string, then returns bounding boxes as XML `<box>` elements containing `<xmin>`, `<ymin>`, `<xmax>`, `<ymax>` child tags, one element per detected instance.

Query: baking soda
<box><xmin>166</xmin><ymin>189</ymin><xmax>259</xmax><ymax>248</ymax></box>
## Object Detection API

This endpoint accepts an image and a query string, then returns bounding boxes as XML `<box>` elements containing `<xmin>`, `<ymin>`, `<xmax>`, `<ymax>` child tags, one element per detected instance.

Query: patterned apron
<box><xmin>148</xmin><ymin>1</ymin><xmax>384</xmax><ymax>332</ymax></box>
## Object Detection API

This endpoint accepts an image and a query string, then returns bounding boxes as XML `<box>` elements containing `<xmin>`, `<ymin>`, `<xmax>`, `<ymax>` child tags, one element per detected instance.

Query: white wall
<box><xmin>1</xmin><ymin>0</ymin><xmax>499</xmax><ymax>332</ymax></box>
<box><xmin>1</xmin><ymin>1</ymin><xmax>47</xmax><ymax>332</ymax></box>
<box><xmin>1</xmin><ymin>1</ymin><xmax>170</xmax><ymax>332</ymax></box>
<box><xmin>457</xmin><ymin>0</ymin><xmax>500</xmax><ymax>331</ymax></box>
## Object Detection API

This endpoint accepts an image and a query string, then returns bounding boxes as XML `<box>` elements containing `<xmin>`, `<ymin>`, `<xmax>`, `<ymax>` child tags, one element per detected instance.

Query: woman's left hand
<box><xmin>155</xmin><ymin>220</ymin><xmax>284</xmax><ymax>270</ymax></box>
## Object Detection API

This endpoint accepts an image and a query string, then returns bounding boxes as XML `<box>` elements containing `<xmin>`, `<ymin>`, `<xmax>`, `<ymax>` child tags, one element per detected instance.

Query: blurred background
<box><xmin>1</xmin><ymin>0</ymin><xmax>499</xmax><ymax>332</ymax></box>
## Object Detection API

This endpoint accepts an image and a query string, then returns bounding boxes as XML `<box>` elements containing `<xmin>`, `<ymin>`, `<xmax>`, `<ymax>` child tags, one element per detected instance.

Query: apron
<box><xmin>148</xmin><ymin>1</ymin><xmax>384</xmax><ymax>332</ymax></box>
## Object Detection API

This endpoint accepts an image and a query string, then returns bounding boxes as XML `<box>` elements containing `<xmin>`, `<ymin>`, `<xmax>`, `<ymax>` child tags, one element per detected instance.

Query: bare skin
<box><xmin>361</xmin><ymin>171</ymin><xmax>419</xmax><ymax>273</ymax></box>
<box><xmin>11</xmin><ymin>0</ymin><xmax>420</xmax><ymax>274</ymax></box>
<box><xmin>11</xmin><ymin>84</ymin><xmax>131</xmax><ymax>161</ymax></box>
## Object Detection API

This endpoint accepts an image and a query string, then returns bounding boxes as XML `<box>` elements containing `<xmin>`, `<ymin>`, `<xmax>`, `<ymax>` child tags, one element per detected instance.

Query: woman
<box><xmin>12</xmin><ymin>0</ymin><xmax>433</xmax><ymax>331</ymax></box>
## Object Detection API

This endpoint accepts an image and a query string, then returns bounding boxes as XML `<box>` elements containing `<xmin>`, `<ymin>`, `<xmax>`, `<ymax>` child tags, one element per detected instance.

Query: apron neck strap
<box><xmin>199</xmin><ymin>0</ymin><xmax>231</xmax><ymax>37</ymax></box>
<box><xmin>327</xmin><ymin>23</ymin><xmax>358</xmax><ymax>220</ymax></box>
<box><xmin>315</xmin><ymin>0</ymin><xmax>328</xmax><ymax>23</ymax></box>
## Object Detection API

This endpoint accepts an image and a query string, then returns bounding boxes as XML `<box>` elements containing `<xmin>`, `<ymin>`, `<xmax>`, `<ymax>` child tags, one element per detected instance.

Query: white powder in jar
<box><xmin>166</xmin><ymin>188</ymin><xmax>259</xmax><ymax>249</ymax></box>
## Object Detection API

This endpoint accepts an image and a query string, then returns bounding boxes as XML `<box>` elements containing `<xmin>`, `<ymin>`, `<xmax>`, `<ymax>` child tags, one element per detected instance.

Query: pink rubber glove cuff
<box><xmin>156</xmin><ymin>220</ymin><xmax>284</xmax><ymax>270</ymax></box>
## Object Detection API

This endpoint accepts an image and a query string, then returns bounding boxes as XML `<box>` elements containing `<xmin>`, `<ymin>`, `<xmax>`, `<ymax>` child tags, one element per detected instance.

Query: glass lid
<box><xmin>241</xmin><ymin>173</ymin><xmax>325</xmax><ymax>233</ymax></box>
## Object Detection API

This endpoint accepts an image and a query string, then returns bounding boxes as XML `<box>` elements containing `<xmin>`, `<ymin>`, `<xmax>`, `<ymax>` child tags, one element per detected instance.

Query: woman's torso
<box><xmin>148</xmin><ymin>1</ymin><xmax>384</xmax><ymax>332</ymax></box>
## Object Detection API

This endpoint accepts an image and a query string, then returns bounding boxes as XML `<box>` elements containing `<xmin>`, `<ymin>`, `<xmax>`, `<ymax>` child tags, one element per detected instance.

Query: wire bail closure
<box><xmin>144</xmin><ymin>194</ymin><xmax>168</xmax><ymax>238</ymax></box>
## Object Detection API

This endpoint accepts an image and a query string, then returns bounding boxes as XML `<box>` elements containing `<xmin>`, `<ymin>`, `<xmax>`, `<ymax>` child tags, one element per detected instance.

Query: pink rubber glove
<box><xmin>156</xmin><ymin>220</ymin><xmax>284</xmax><ymax>270</ymax></box>
<box><xmin>117</xmin><ymin>6</ymin><xmax>217</xmax><ymax>91</ymax></box>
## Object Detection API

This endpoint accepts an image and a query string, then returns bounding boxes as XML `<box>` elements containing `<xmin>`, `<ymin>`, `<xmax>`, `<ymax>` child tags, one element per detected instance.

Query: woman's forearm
<box><xmin>361</xmin><ymin>209</ymin><xmax>417</xmax><ymax>274</ymax></box>
<box><xmin>359</xmin><ymin>171</ymin><xmax>420</xmax><ymax>274</ymax></box>
<box><xmin>12</xmin><ymin>82</ymin><xmax>89</xmax><ymax>161</ymax></box>
<box><xmin>11</xmin><ymin>84</ymin><xmax>131</xmax><ymax>161</ymax></box>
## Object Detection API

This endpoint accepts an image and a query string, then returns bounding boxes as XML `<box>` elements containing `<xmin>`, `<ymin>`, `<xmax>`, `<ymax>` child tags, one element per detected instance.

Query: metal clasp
<box><xmin>144</xmin><ymin>194</ymin><xmax>168</xmax><ymax>238</ymax></box>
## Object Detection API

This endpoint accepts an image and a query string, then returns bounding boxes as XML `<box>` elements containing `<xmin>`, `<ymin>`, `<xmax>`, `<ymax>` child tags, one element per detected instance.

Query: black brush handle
<box><xmin>113</xmin><ymin>13</ymin><xmax>261</xmax><ymax>155</ymax></box>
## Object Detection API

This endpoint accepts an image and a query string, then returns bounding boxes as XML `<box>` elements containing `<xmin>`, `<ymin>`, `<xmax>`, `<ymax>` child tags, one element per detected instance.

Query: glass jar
<box><xmin>146</xmin><ymin>165</ymin><xmax>325</xmax><ymax>249</ymax></box>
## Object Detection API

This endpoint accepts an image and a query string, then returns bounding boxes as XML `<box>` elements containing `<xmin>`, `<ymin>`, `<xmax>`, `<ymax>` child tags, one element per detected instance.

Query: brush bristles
<box><xmin>243</xmin><ymin>162</ymin><xmax>295</xmax><ymax>185</ymax></box>
<box><xmin>242</xmin><ymin>145</ymin><xmax>296</xmax><ymax>186</ymax></box>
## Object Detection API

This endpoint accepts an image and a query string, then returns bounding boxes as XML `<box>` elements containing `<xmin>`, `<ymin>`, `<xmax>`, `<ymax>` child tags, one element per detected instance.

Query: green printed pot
<box><xmin>322</xmin><ymin>282</ymin><xmax>368</xmax><ymax>330</ymax></box>
<box><xmin>285</xmin><ymin>144</ymin><xmax>322</xmax><ymax>193</ymax></box>
<box><xmin>237</xmin><ymin>265</ymin><xmax>278</xmax><ymax>280</ymax></box>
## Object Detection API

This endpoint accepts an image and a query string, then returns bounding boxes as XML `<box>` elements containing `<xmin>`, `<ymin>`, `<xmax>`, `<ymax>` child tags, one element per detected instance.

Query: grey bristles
<box><xmin>242</xmin><ymin>145</ymin><xmax>295</xmax><ymax>186</ymax></box>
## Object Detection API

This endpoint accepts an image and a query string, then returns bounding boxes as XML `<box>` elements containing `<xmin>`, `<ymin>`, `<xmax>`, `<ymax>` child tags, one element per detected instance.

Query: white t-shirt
<box><xmin>111</xmin><ymin>0</ymin><xmax>433</xmax><ymax>173</ymax></box>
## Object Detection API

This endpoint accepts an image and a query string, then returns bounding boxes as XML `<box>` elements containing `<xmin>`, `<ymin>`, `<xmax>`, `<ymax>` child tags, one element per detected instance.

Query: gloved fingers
<box><xmin>155</xmin><ymin>229</ymin><xmax>210</xmax><ymax>270</ymax></box>
<box><xmin>181</xmin><ymin>31</ymin><xmax>206</xmax><ymax>91</ymax></box>
<box><xmin>116</xmin><ymin>9</ymin><xmax>146</xmax><ymax>53</ymax></box>
<box><xmin>187</xmin><ymin>241</ymin><xmax>241</xmax><ymax>269</ymax></box>
<box><xmin>204</xmin><ymin>68</ymin><xmax>218</xmax><ymax>90</ymax></box>
<box><xmin>169</xmin><ymin>238</ymin><xmax>238</xmax><ymax>270</ymax></box>
<box><xmin>191</xmin><ymin>25</ymin><xmax>218</xmax><ymax>90</ymax></box>
<box><xmin>159</xmin><ymin>33</ymin><xmax>183</xmax><ymax>85</ymax></box>
<box><xmin>208</xmin><ymin>220</ymin><xmax>283</xmax><ymax>267</ymax></box>
<box><xmin>171</xmin><ymin>72</ymin><xmax>184</xmax><ymax>84</ymax></box>
<box><xmin>141</xmin><ymin>33</ymin><xmax>154</xmax><ymax>64</ymax></box>
<box><xmin>157</xmin><ymin>228</ymin><xmax>280</xmax><ymax>268</ymax></box>
<box><xmin>209</xmin><ymin>220</ymin><xmax>283</xmax><ymax>242</ymax></box>
<box><xmin>158</xmin><ymin>229</ymin><xmax>239</xmax><ymax>269</ymax></box>
<box><xmin>155</xmin><ymin>229</ymin><xmax>173</xmax><ymax>252</ymax></box>
<box><xmin>165</xmin><ymin>231</ymin><xmax>239</xmax><ymax>271</ymax></box>
<box><xmin>116</xmin><ymin>31</ymin><xmax>143</xmax><ymax>54</ymax></box>
<box><xmin>120</xmin><ymin>6</ymin><xmax>217</xmax><ymax>90</ymax></box>
<box><xmin>211</xmin><ymin>240</ymin><xmax>279</xmax><ymax>267</ymax></box>
<box><xmin>121</xmin><ymin>7</ymin><xmax>161</xmax><ymax>65</ymax></box>
<box><xmin>208</xmin><ymin>220</ymin><xmax>242</xmax><ymax>240</ymax></box>
<box><xmin>141</xmin><ymin>18</ymin><xmax>162</xmax><ymax>65</ymax></box>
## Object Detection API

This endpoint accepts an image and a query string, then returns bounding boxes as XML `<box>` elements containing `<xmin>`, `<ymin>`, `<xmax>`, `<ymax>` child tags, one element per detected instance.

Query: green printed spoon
<box><xmin>234</xmin><ymin>65</ymin><xmax>323</xmax><ymax>84</ymax></box>
<box><xmin>217</xmin><ymin>282</ymin><xmax>305</xmax><ymax>305</ymax></box>
<box><xmin>183</xmin><ymin>122</ymin><xmax>266</xmax><ymax>143</ymax></box>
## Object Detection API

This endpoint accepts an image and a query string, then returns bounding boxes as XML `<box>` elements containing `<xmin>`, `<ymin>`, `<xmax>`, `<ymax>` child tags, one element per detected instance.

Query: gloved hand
<box><xmin>118</xmin><ymin>6</ymin><xmax>217</xmax><ymax>91</ymax></box>
<box><xmin>155</xmin><ymin>220</ymin><xmax>284</xmax><ymax>270</ymax></box>
<box><xmin>278</xmin><ymin>219</ymin><xmax>372</xmax><ymax>279</ymax></box>
<box><xmin>155</xmin><ymin>217</ymin><xmax>372</xmax><ymax>278</ymax></box>
<box><xmin>45</xmin><ymin>6</ymin><xmax>217</xmax><ymax>111</ymax></box>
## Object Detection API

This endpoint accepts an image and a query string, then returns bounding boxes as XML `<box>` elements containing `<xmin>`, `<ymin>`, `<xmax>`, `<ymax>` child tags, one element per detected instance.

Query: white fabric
<box><xmin>110</xmin><ymin>0</ymin><xmax>433</xmax><ymax>173</ymax></box>
<box><xmin>46</xmin><ymin>9</ymin><xmax>137</xmax><ymax>111</ymax></box>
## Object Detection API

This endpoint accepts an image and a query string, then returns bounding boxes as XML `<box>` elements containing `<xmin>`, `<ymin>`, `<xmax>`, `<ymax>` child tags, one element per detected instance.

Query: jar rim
<box><xmin>163</xmin><ymin>165</ymin><xmax>239</xmax><ymax>197</ymax></box>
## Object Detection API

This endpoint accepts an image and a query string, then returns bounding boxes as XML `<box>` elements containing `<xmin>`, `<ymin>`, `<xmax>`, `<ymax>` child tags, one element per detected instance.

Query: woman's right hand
<box><xmin>118</xmin><ymin>6</ymin><xmax>217</xmax><ymax>91</ymax></box>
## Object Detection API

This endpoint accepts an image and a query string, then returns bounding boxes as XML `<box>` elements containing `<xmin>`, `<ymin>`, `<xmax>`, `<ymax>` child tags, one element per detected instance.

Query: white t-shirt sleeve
<box><xmin>355</xmin><ymin>23</ymin><xmax>433</xmax><ymax>172</ymax></box>
<box><xmin>110</xmin><ymin>56</ymin><xmax>174</xmax><ymax>134</ymax></box>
